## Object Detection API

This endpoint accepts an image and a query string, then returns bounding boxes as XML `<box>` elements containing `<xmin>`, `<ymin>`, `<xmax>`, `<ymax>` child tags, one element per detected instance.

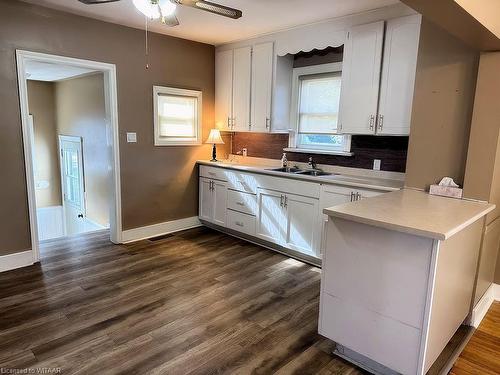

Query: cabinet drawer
<box><xmin>226</xmin><ymin>171</ymin><xmax>258</xmax><ymax>194</ymax></box>
<box><xmin>227</xmin><ymin>190</ymin><xmax>257</xmax><ymax>216</ymax></box>
<box><xmin>227</xmin><ymin>209</ymin><xmax>256</xmax><ymax>236</ymax></box>
<box><xmin>199</xmin><ymin>165</ymin><xmax>228</xmax><ymax>181</ymax></box>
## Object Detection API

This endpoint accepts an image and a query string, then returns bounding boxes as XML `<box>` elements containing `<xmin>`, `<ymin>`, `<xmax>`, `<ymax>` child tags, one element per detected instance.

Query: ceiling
<box><xmin>20</xmin><ymin>0</ymin><xmax>399</xmax><ymax>45</ymax></box>
<box><xmin>454</xmin><ymin>0</ymin><xmax>500</xmax><ymax>39</ymax></box>
<box><xmin>25</xmin><ymin>61</ymin><xmax>98</xmax><ymax>81</ymax></box>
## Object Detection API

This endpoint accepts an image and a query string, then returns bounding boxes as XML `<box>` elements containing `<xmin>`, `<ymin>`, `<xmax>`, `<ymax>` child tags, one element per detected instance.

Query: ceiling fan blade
<box><xmin>177</xmin><ymin>0</ymin><xmax>242</xmax><ymax>19</ymax></box>
<box><xmin>161</xmin><ymin>13</ymin><xmax>180</xmax><ymax>27</ymax></box>
<box><xmin>78</xmin><ymin>0</ymin><xmax>121</xmax><ymax>4</ymax></box>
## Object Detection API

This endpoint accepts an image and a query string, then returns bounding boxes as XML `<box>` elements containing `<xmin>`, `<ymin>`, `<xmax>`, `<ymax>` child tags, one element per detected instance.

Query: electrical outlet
<box><xmin>373</xmin><ymin>159</ymin><xmax>381</xmax><ymax>170</ymax></box>
<box><xmin>126</xmin><ymin>132</ymin><xmax>137</xmax><ymax>143</ymax></box>
<box><xmin>242</xmin><ymin>148</ymin><xmax>247</xmax><ymax>157</ymax></box>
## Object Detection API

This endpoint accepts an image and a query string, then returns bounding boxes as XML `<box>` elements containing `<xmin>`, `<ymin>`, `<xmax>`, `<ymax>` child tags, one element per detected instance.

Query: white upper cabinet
<box><xmin>251</xmin><ymin>42</ymin><xmax>274</xmax><ymax>132</ymax></box>
<box><xmin>378</xmin><ymin>15</ymin><xmax>421</xmax><ymax>135</ymax></box>
<box><xmin>215</xmin><ymin>50</ymin><xmax>233</xmax><ymax>132</ymax></box>
<box><xmin>232</xmin><ymin>46</ymin><xmax>252</xmax><ymax>131</ymax></box>
<box><xmin>339</xmin><ymin>21</ymin><xmax>384</xmax><ymax>135</ymax></box>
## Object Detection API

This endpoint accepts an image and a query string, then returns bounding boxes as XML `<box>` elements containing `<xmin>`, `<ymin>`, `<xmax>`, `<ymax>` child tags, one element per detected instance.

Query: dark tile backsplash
<box><xmin>231</xmin><ymin>133</ymin><xmax>408</xmax><ymax>173</ymax></box>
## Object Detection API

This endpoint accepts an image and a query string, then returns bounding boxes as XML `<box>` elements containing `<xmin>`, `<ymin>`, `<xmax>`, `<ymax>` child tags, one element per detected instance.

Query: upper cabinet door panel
<box><xmin>339</xmin><ymin>21</ymin><xmax>384</xmax><ymax>135</ymax></box>
<box><xmin>251</xmin><ymin>42</ymin><xmax>274</xmax><ymax>132</ymax></box>
<box><xmin>232</xmin><ymin>46</ymin><xmax>252</xmax><ymax>131</ymax></box>
<box><xmin>215</xmin><ymin>50</ymin><xmax>233</xmax><ymax>131</ymax></box>
<box><xmin>378</xmin><ymin>15</ymin><xmax>421</xmax><ymax>136</ymax></box>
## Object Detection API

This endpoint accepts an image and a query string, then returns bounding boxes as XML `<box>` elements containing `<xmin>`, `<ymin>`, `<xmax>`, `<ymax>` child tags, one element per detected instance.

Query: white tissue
<box><xmin>438</xmin><ymin>177</ymin><xmax>459</xmax><ymax>188</ymax></box>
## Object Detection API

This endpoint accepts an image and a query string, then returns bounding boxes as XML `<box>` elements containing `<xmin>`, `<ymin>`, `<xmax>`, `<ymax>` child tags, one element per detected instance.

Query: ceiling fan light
<box><xmin>159</xmin><ymin>0</ymin><xmax>177</xmax><ymax>17</ymax></box>
<box><xmin>133</xmin><ymin>0</ymin><xmax>161</xmax><ymax>19</ymax></box>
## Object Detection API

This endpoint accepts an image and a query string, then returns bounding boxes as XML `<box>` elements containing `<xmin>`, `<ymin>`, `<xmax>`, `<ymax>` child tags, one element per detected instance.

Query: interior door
<box><xmin>284</xmin><ymin>193</ymin><xmax>320</xmax><ymax>256</ymax></box>
<box><xmin>251</xmin><ymin>42</ymin><xmax>274</xmax><ymax>132</ymax></box>
<box><xmin>215</xmin><ymin>49</ymin><xmax>233</xmax><ymax>131</ymax></box>
<box><xmin>232</xmin><ymin>46</ymin><xmax>252</xmax><ymax>131</ymax></box>
<box><xmin>338</xmin><ymin>21</ymin><xmax>384</xmax><ymax>134</ymax></box>
<box><xmin>256</xmin><ymin>188</ymin><xmax>287</xmax><ymax>246</ymax></box>
<box><xmin>377</xmin><ymin>15</ymin><xmax>421</xmax><ymax>135</ymax></box>
<box><xmin>59</xmin><ymin>135</ymin><xmax>86</xmax><ymax>236</ymax></box>
<box><xmin>199</xmin><ymin>177</ymin><xmax>214</xmax><ymax>222</ymax></box>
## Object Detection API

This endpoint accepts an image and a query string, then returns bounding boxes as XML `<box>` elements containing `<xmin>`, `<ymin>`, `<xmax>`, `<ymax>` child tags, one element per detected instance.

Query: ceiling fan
<box><xmin>78</xmin><ymin>0</ymin><xmax>243</xmax><ymax>27</ymax></box>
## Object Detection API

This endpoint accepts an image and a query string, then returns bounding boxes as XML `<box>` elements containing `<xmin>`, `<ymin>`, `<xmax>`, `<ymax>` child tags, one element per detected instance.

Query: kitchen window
<box><xmin>153</xmin><ymin>86</ymin><xmax>202</xmax><ymax>146</ymax></box>
<box><xmin>288</xmin><ymin>62</ymin><xmax>351</xmax><ymax>154</ymax></box>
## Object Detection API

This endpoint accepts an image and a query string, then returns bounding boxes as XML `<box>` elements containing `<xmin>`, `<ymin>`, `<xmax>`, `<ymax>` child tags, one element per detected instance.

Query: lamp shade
<box><xmin>205</xmin><ymin>129</ymin><xmax>225</xmax><ymax>144</ymax></box>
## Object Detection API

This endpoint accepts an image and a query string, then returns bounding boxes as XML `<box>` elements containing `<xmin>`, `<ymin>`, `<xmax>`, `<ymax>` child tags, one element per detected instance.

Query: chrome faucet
<box><xmin>308</xmin><ymin>157</ymin><xmax>317</xmax><ymax>170</ymax></box>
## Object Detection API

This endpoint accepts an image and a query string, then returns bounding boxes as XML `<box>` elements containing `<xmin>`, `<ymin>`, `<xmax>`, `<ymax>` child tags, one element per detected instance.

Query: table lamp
<box><xmin>205</xmin><ymin>129</ymin><xmax>224</xmax><ymax>162</ymax></box>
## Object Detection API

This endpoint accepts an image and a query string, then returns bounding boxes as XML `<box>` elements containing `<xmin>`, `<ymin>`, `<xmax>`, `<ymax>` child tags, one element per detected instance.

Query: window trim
<box><xmin>288</xmin><ymin>62</ymin><xmax>351</xmax><ymax>154</ymax></box>
<box><xmin>153</xmin><ymin>85</ymin><xmax>203</xmax><ymax>146</ymax></box>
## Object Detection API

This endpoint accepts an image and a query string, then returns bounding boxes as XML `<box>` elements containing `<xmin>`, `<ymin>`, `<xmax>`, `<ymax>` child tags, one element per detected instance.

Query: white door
<box><xmin>199</xmin><ymin>177</ymin><xmax>214</xmax><ymax>222</ymax></box>
<box><xmin>212</xmin><ymin>180</ymin><xmax>227</xmax><ymax>227</ymax></box>
<box><xmin>251</xmin><ymin>42</ymin><xmax>274</xmax><ymax>132</ymax></box>
<box><xmin>256</xmin><ymin>188</ymin><xmax>287</xmax><ymax>246</ymax></box>
<box><xmin>338</xmin><ymin>21</ymin><xmax>384</xmax><ymax>134</ymax></box>
<box><xmin>232</xmin><ymin>46</ymin><xmax>252</xmax><ymax>131</ymax></box>
<box><xmin>284</xmin><ymin>193</ymin><xmax>320</xmax><ymax>256</ymax></box>
<box><xmin>377</xmin><ymin>15</ymin><xmax>421</xmax><ymax>135</ymax></box>
<box><xmin>59</xmin><ymin>135</ymin><xmax>86</xmax><ymax>236</ymax></box>
<box><xmin>215</xmin><ymin>49</ymin><xmax>233</xmax><ymax>131</ymax></box>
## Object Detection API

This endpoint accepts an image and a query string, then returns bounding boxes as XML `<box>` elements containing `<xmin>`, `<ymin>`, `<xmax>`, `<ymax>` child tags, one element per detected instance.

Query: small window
<box><xmin>153</xmin><ymin>86</ymin><xmax>202</xmax><ymax>146</ymax></box>
<box><xmin>290</xmin><ymin>63</ymin><xmax>350</xmax><ymax>153</ymax></box>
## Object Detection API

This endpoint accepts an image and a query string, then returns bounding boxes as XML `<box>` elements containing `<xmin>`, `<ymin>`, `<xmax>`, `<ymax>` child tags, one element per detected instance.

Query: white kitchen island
<box><xmin>320</xmin><ymin>189</ymin><xmax>495</xmax><ymax>375</ymax></box>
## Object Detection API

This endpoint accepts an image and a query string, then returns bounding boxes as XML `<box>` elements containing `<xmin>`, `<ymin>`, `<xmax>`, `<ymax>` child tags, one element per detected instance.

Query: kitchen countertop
<box><xmin>323</xmin><ymin>189</ymin><xmax>495</xmax><ymax>240</ymax></box>
<box><xmin>197</xmin><ymin>160</ymin><xmax>404</xmax><ymax>192</ymax></box>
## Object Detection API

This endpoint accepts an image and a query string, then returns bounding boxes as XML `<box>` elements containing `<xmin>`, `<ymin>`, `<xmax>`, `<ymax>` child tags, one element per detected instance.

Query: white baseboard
<box><xmin>0</xmin><ymin>250</ymin><xmax>34</xmax><ymax>273</ymax></box>
<box><xmin>469</xmin><ymin>283</ymin><xmax>499</xmax><ymax>328</ymax></box>
<box><xmin>121</xmin><ymin>216</ymin><xmax>201</xmax><ymax>243</ymax></box>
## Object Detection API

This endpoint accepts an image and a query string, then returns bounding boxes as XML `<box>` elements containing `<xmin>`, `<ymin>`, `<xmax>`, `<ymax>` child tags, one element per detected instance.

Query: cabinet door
<box><xmin>212</xmin><ymin>180</ymin><xmax>227</xmax><ymax>227</ymax></box>
<box><xmin>251</xmin><ymin>42</ymin><xmax>274</xmax><ymax>132</ymax></box>
<box><xmin>256</xmin><ymin>188</ymin><xmax>287</xmax><ymax>246</ymax></box>
<box><xmin>284</xmin><ymin>193</ymin><xmax>320</xmax><ymax>256</ymax></box>
<box><xmin>199</xmin><ymin>178</ymin><xmax>214</xmax><ymax>222</ymax></box>
<box><xmin>338</xmin><ymin>21</ymin><xmax>384</xmax><ymax>135</ymax></box>
<box><xmin>232</xmin><ymin>46</ymin><xmax>252</xmax><ymax>131</ymax></box>
<box><xmin>378</xmin><ymin>15</ymin><xmax>421</xmax><ymax>135</ymax></box>
<box><xmin>215</xmin><ymin>49</ymin><xmax>233</xmax><ymax>131</ymax></box>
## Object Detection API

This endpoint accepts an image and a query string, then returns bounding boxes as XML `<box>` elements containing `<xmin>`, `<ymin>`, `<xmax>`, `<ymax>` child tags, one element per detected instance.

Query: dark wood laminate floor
<box><xmin>0</xmin><ymin>227</ymin><xmax>365</xmax><ymax>375</ymax></box>
<box><xmin>450</xmin><ymin>301</ymin><xmax>500</xmax><ymax>375</ymax></box>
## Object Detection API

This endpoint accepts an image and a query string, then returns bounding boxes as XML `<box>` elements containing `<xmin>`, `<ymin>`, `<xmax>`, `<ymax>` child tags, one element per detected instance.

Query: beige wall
<box><xmin>55</xmin><ymin>73</ymin><xmax>109</xmax><ymax>227</ymax></box>
<box><xmin>0</xmin><ymin>0</ymin><xmax>229</xmax><ymax>256</ymax></box>
<box><xmin>405</xmin><ymin>19</ymin><xmax>479</xmax><ymax>190</ymax></box>
<box><xmin>27</xmin><ymin>80</ymin><xmax>62</xmax><ymax>208</ymax></box>
<box><xmin>463</xmin><ymin>52</ymin><xmax>500</xmax><ymax>286</ymax></box>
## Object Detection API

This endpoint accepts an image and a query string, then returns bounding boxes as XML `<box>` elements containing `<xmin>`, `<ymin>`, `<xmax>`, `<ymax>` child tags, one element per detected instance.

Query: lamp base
<box><xmin>210</xmin><ymin>144</ymin><xmax>218</xmax><ymax>162</ymax></box>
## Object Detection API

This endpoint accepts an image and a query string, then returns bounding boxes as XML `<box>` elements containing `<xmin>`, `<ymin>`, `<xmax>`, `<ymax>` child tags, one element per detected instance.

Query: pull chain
<box><xmin>145</xmin><ymin>16</ymin><xmax>150</xmax><ymax>70</ymax></box>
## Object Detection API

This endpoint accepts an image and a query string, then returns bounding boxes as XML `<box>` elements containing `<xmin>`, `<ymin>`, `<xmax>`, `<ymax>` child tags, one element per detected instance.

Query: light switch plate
<box><xmin>126</xmin><ymin>132</ymin><xmax>137</xmax><ymax>143</ymax></box>
<box><xmin>373</xmin><ymin>159</ymin><xmax>381</xmax><ymax>170</ymax></box>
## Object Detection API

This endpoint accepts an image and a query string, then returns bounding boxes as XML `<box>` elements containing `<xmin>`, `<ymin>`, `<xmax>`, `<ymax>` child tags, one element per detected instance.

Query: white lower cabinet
<box><xmin>199</xmin><ymin>177</ymin><xmax>227</xmax><ymax>226</ymax></box>
<box><xmin>199</xmin><ymin>165</ymin><xmax>389</xmax><ymax>260</ymax></box>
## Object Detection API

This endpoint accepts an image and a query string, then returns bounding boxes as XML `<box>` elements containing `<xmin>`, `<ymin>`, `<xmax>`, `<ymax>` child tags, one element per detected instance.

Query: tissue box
<box><xmin>429</xmin><ymin>184</ymin><xmax>463</xmax><ymax>199</ymax></box>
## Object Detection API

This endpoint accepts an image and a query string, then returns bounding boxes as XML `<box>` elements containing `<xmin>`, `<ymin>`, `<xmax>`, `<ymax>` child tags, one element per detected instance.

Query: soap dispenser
<box><xmin>281</xmin><ymin>153</ymin><xmax>288</xmax><ymax>168</ymax></box>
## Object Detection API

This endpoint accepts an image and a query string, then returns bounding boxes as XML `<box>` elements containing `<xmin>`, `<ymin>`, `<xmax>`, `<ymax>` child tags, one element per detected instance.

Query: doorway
<box><xmin>16</xmin><ymin>50</ymin><xmax>122</xmax><ymax>262</ymax></box>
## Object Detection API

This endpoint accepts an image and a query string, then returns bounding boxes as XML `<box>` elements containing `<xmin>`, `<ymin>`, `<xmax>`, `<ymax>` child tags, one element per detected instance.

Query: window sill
<box><xmin>283</xmin><ymin>148</ymin><xmax>354</xmax><ymax>157</ymax></box>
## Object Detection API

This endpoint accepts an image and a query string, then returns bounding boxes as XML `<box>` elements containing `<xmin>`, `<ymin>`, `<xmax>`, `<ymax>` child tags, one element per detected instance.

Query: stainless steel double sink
<box><xmin>266</xmin><ymin>167</ymin><xmax>333</xmax><ymax>177</ymax></box>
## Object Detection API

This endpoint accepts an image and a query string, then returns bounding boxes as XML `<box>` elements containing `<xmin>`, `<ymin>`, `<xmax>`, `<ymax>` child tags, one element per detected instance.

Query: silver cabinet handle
<box><xmin>350</xmin><ymin>192</ymin><xmax>355</xmax><ymax>202</ymax></box>
<box><xmin>227</xmin><ymin>116</ymin><xmax>231</xmax><ymax>129</ymax></box>
<box><xmin>280</xmin><ymin>194</ymin><xmax>284</xmax><ymax>207</ymax></box>
<box><xmin>235</xmin><ymin>221</ymin><xmax>244</xmax><ymax>227</ymax></box>
<box><xmin>378</xmin><ymin>114</ymin><xmax>384</xmax><ymax>131</ymax></box>
<box><xmin>338</xmin><ymin>122</ymin><xmax>342</xmax><ymax>132</ymax></box>
<box><xmin>356</xmin><ymin>192</ymin><xmax>362</xmax><ymax>201</ymax></box>
<box><xmin>265</xmin><ymin>117</ymin><xmax>270</xmax><ymax>129</ymax></box>
<box><xmin>236</xmin><ymin>201</ymin><xmax>245</xmax><ymax>206</ymax></box>
<box><xmin>284</xmin><ymin>195</ymin><xmax>288</xmax><ymax>208</ymax></box>
<box><xmin>369</xmin><ymin>115</ymin><xmax>375</xmax><ymax>131</ymax></box>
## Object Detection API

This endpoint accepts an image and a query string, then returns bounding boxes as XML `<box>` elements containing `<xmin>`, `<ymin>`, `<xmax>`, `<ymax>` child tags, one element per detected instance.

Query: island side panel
<box><xmin>423</xmin><ymin>218</ymin><xmax>484</xmax><ymax>372</ymax></box>
<box><xmin>319</xmin><ymin>217</ymin><xmax>435</xmax><ymax>374</ymax></box>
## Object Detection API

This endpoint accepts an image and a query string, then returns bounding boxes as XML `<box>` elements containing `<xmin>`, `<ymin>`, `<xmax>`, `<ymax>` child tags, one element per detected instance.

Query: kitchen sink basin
<box><xmin>296</xmin><ymin>170</ymin><xmax>332</xmax><ymax>176</ymax></box>
<box><xmin>267</xmin><ymin>167</ymin><xmax>303</xmax><ymax>173</ymax></box>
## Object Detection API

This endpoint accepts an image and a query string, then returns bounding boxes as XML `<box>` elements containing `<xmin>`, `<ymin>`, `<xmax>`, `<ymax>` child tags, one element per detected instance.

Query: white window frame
<box><xmin>287</xmin><ymin>62</ymin><xmax>352</xmax><ymax>155</ymax></box>
<box><xmin>153</xmin><ymin>85</ymin><xmax>203</xmax><ymax>146</ymax></box>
